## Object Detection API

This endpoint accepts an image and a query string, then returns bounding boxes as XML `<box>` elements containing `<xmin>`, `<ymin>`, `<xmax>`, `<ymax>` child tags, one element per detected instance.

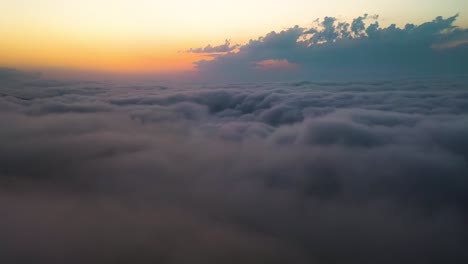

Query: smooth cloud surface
<box><xmin>195</xmin><ymin>15</ymin><xmax>468</xmax><ymax>81</ymax></box>
<box><xmin>1</xmin><ymin>67</ymin><xmax>468</xmax><ymax>263</ymax></box>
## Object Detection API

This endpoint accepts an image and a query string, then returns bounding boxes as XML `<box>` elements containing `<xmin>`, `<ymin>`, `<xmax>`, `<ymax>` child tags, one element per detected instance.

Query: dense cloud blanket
<box><xmin>1</xmin><ymin>69</ymin><xmax>468</xmax><ymax>263</ymax></box>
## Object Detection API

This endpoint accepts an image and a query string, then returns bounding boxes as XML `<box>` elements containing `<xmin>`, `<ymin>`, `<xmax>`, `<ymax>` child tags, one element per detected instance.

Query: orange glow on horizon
<box><xmin>0</xmin><ymin>26</ymin><xmax>209</xmax><ymax>74</ymax></box>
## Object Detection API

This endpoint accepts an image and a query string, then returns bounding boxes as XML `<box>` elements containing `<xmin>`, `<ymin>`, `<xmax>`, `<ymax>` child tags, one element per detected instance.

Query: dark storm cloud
<box><xmin>1</xmin><ymin>71</ymin><xmax>468</xmax><ymax>264</ymax></box>
<box><xmin>187</xmin><ymin>39</ymin><xmax>239</xmax><ymax>54</ymax></box>
<box><xmin>195</xmin><ymin>15</ymin><xmax>468</xmax><ymax>81</ymax></box>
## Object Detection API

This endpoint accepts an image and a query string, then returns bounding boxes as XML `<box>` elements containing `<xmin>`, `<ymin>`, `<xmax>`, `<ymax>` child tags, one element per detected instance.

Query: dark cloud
<box><xmin>0</xmin><ymin>67</ymin><xmax>41</xmax><ymax>83</ymax></box>
<box><xmin>195</xmin><ymin>15</ymin><xmax>468</xmax><ymax>81</ymax></box>
<box><xmin>1</xmin><ymin>69</ymin><xmax>468</xmax><ymax>264</ymax></box>
<box><xmin>187</xmin><ymin>39</ymin><xmax>239</xmax><ymax>54</ymax></box>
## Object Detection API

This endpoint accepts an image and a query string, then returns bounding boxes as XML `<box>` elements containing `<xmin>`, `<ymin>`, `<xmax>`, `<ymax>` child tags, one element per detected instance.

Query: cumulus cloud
<box><xmin>195</xmin><ymin>15</ymin><xmax>468</xmax><ymax>81</ymax></box>
<box><xmin>187</xmin><ymin>39</ymin><xmax>239</xmax><ymax>54</ymax></box>
<box><xmin>1</xmin><ymin>68</ymin><xmax>468</xmax><ymax>263</ymax></box>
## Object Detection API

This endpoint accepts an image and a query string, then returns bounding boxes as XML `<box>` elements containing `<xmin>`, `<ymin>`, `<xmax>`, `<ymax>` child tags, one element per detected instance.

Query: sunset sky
<box><xmin>1</xmin><ymin>0</ymin><xmax>467</xmax><ymax>75</ymax></box>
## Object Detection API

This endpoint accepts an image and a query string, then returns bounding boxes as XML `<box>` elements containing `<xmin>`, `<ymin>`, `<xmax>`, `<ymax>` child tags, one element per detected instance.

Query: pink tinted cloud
<box><xmin>253</xmin><ymin>59</ymin><xmax>299</xmax><ymax>71</ymax></box>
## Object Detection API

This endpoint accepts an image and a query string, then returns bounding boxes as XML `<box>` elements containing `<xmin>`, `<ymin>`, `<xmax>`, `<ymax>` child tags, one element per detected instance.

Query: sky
<box><xmin>1</xmin><ymin>0</ymin><xmax>467</xmax><ymax>76</ymax></box>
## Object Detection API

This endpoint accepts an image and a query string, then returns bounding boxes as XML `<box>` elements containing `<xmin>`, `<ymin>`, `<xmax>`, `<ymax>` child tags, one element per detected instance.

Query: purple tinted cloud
<box><xmin>1</xmin><ymin>68</ymin><xmax>468</xmax><ymax>263</ymax></box>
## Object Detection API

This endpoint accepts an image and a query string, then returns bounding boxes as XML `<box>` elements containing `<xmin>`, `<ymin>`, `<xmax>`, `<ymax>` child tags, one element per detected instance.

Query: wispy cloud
<box><xmin>186</xmin><ymin>39</ymin><xmax>239</xmax><ymax>54</ymax></box>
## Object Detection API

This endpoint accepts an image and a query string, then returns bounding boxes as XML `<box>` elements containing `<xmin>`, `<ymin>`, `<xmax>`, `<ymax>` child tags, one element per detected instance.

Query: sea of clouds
<box><xmin>1</xmin><ymin>68</ymin><xmax>468</xmax><ymax>263</ymax></box>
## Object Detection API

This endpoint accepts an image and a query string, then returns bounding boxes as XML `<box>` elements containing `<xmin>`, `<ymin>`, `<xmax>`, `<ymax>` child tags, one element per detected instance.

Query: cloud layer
<box><xmin>195</xmin><ymin>15</ymin><xmax>468</xmax><ymax>81</ymax></box>
<box><xmin>1</xmin><ymin>68</ymin><xmax>468</xmax><ymax>263</ymax></box>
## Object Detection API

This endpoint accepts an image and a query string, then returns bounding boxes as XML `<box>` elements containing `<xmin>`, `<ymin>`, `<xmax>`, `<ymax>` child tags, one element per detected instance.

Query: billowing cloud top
<box><xmin>195</xmin><ymin>15</ymin><xmax>468</xmax><ymax>81</ymax></box>
<box><xmin>1</xmin><ymin>67</ymin><xmax>468</xmax><ymax>263</ymax></box>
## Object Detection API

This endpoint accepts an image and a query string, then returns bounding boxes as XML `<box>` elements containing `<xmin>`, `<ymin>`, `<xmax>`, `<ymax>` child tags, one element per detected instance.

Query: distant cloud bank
<box><xmin>193</xmin><ymin>15</ymin><xmax>468</xmax><ymax>81</ymax></box>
